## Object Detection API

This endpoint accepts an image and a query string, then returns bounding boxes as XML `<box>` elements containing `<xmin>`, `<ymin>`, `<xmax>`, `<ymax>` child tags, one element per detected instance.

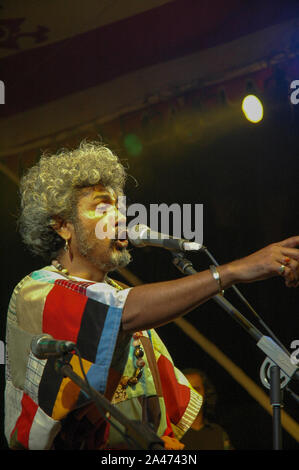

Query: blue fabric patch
<box><xmin>86</xmin><ymin>305</ymin><xmax>123</xmax><ymax>393</ymax></box>
<box><xmin>30</xmin><ymin>269</ymin><xmax>56</xmax><ymax>283</ymax></box>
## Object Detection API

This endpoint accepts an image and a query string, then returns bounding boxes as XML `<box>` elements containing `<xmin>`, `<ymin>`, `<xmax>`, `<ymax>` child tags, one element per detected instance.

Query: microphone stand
<box><xmin>171</xmin><ymin>251</ymin><xmax>299</xmax><ymax>450</ymax></box>
<box><xmin>54</xmin><ymin>356</ymin><xmax>165</xmax><ymax>450</ymax></box>
<box><xmin>201</xmin><ymin>247</ymin><xmax>291</xmax><ymax>356</ymax></box>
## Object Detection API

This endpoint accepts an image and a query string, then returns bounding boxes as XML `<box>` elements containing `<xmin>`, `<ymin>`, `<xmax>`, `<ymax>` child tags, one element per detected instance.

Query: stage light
<box><xmin>241</xmin><ymin>95</ymin><xmax>264</xmax><ymax>123</ymax></box>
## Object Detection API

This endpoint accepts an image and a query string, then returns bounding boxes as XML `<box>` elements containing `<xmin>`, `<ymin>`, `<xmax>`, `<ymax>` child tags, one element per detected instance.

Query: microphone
<box><xmin>31</xmin><ymin>334</ymin><xmax>76</xmax><ymax>359</ymax></box>
<box><xmin>127</xmin><ymin>224</ymin><xmax>204</xmax><ymax>252</ymax></box>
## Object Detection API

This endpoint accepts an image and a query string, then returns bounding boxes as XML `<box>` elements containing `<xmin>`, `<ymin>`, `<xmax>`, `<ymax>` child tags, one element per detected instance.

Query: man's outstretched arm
<box><xmin>122</xmin><ymin>236</ymin><xmax>299</xmax><ymax>331</ymax></box>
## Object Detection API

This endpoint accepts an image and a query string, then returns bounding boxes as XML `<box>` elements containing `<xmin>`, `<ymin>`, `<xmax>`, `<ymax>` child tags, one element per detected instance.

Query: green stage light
<box><xmin>124</xmin><ymin>134</ymin><xmax>143</xmax><ymax>156</ymax></box>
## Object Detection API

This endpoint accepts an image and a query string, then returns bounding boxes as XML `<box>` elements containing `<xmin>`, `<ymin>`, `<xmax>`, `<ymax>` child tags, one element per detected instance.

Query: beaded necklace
<box><xmin>51</xmin><ymin>259</ymin><xmax>145</xmax><ymax>388</ymax></box>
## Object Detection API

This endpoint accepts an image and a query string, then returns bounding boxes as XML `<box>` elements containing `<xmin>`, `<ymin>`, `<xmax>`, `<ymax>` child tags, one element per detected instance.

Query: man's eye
<box><xmin>95</xmin><ymin>203</ymin><xmax>113</xmax><ymax>214</ymax></box>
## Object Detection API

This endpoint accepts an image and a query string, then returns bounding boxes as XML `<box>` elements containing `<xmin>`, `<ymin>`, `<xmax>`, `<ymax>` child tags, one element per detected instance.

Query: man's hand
<box><xmin>122</xmin><ymin>235</ymin><xmax>299</xmax><ymax>332</ymax></box>
<box><xmin>226</xmin><ymin>235</ymin><xmax>299</xmax><ymax>287</ymax></box>
<box><xmin>161</xmin><ymin>435</ymin><xmax>185</xmax><ymax>450</ymax></box>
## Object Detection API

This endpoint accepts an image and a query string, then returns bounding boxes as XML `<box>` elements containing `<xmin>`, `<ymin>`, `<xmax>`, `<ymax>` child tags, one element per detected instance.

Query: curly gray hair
<box><xmin>18</xmin><ymin>140</ymin><xmax>127</xmax><ymax>260</ymax></box>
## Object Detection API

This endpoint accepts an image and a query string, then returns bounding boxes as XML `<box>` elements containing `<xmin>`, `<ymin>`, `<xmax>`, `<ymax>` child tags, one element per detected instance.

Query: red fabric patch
<box><xmin>11</xmin><ymin>393</ymin><xmax>38</xmax><ymax>448</ymax></box>
<box><xmin>163</xmin><ymin>411</ymin><xmax>175</xmax><ymax>437</ymax></box>
<box><xmin>157</xmin><ymin>355</ymin><xmax>190</xmax><ymax>424</ymax></box>
<box><xmin>42</xmin><ymin>284</ymin><xmax>87</xmax><ymax>342</ymax></box>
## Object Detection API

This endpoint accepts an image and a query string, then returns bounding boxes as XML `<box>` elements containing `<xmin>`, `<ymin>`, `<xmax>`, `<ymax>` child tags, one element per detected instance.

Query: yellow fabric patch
<box><xmin>52</xmin><ymin>354</ymin><xmax>92</xmax><ymax>421</ymax></box>
<box><xmin>16</xmin><ymin>277</ymin><xmax>53</xmax><ymax>334</ymax></box>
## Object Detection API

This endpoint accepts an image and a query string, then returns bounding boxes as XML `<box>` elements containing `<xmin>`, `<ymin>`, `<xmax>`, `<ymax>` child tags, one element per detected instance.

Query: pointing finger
<box><xmin>278</xmin><ymin>236</ymin><xmax>299</xmax><ymax>248</ymax></box>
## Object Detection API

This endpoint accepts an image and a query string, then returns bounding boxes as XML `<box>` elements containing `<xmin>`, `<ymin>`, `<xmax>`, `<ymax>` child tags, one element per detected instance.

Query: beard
<box><xmin>73</xmin><ymin>217</ymin><xmax>132</xmax><ymax>272</ymax></box>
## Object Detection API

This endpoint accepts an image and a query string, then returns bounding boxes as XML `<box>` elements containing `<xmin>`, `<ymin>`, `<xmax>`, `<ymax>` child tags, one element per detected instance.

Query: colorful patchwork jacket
<box><xmin>4</xmin><ymin>266</ymin><xmax>202</xmax><ymax>450</ymax></box>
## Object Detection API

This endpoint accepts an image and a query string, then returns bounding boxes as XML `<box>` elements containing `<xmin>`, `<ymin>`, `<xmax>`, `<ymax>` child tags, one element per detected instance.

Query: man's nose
<box><xmin>115</xmin><ymin>209</ymin><xmax>127</xmax><ymax>238</ymax></box>
<box><xmin>116</xmin><ymin>208</ymin><xmax>126</xmax><ymax>225</ymax></box>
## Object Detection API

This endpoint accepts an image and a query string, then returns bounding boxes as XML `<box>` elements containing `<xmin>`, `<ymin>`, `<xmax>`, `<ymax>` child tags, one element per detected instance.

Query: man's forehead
<box><xmin>185</xmin><ymin>373</ymin><xmax>204</xmax><ymax>388</ymax></box>
<box><xmin>79</xmin><ymin>184</ymin><xmax>116</xmax><ymax>198</ymax></box>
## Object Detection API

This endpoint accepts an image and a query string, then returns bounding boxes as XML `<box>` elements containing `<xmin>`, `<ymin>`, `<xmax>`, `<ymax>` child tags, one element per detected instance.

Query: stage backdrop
<box><xmin>0</xmin><ymin>0</ymin><xmax>299</xmax><ymax>449</ymax></box>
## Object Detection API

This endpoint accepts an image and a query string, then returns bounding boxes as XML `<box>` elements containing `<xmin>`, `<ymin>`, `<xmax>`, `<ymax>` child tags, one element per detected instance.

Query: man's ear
<box><xmin>50</xmin><ymin>216</ymin><xmax>72</xmax><ymax>241</ymax></box>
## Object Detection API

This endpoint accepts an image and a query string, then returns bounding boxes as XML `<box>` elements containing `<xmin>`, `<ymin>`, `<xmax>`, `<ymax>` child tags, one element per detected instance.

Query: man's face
<box><xmin>185</xmin><ymin>373</ymin><xmax>205</xmax><ymax>398</ymax></box>
<box><xmin>71</xmin><ymin>183</ymin><xmax>131</xmax><ymax>272</ymax></box>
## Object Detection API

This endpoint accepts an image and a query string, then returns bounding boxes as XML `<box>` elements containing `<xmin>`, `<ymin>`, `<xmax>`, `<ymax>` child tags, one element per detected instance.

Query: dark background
<box><xmin>0</xmin><ymin>0</ymin><xmax>299</xmax><ymax>451</ymax></box>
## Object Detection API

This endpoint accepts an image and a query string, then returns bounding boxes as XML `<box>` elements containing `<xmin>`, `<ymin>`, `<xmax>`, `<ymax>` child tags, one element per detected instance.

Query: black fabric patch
<box><xmin>75</xmin><ymin>297</ymin><xmax>109</xmax><ymax>363</ymax></box>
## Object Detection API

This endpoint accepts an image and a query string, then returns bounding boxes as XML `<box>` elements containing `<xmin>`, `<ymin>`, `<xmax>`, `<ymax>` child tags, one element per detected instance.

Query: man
<box><xmin>4</xmin><ymin>140</ymin><xmax>299</xmax><ymax>450</ymax></box>
<box><xmin>181</xmin><ymin>369</ymin><xmax>233</xmax><ymax>450</ymax></box>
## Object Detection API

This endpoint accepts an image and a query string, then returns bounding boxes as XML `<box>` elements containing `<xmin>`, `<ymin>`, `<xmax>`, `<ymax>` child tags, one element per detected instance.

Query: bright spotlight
<box><xmin>242</xmin><ymin>95</ymin><xmax>264</xmax><ymax>123</ymax></box>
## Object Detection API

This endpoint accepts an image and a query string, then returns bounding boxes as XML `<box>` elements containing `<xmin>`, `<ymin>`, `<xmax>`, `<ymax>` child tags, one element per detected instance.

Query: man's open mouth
<box><xmin>114</xmin><ymin>228</ymin><xmax>128</xmax><ymax>249</ymax></box>
<box><xmin>114</xmin><ymin>239</ymin><xmax>129</xmax><ymax>250</ymax></box>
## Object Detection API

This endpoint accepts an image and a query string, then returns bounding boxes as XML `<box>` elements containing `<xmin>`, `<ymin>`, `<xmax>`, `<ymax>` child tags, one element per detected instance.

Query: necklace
<box><xmin>51</xmin><ymin>259</ymin><xmax>122</xmax><ymax>289</ymax></box>
<box><xmin>51</xmin><ymin>259</ymin><xmax>145</xmax><ymax>388</ymax></box>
